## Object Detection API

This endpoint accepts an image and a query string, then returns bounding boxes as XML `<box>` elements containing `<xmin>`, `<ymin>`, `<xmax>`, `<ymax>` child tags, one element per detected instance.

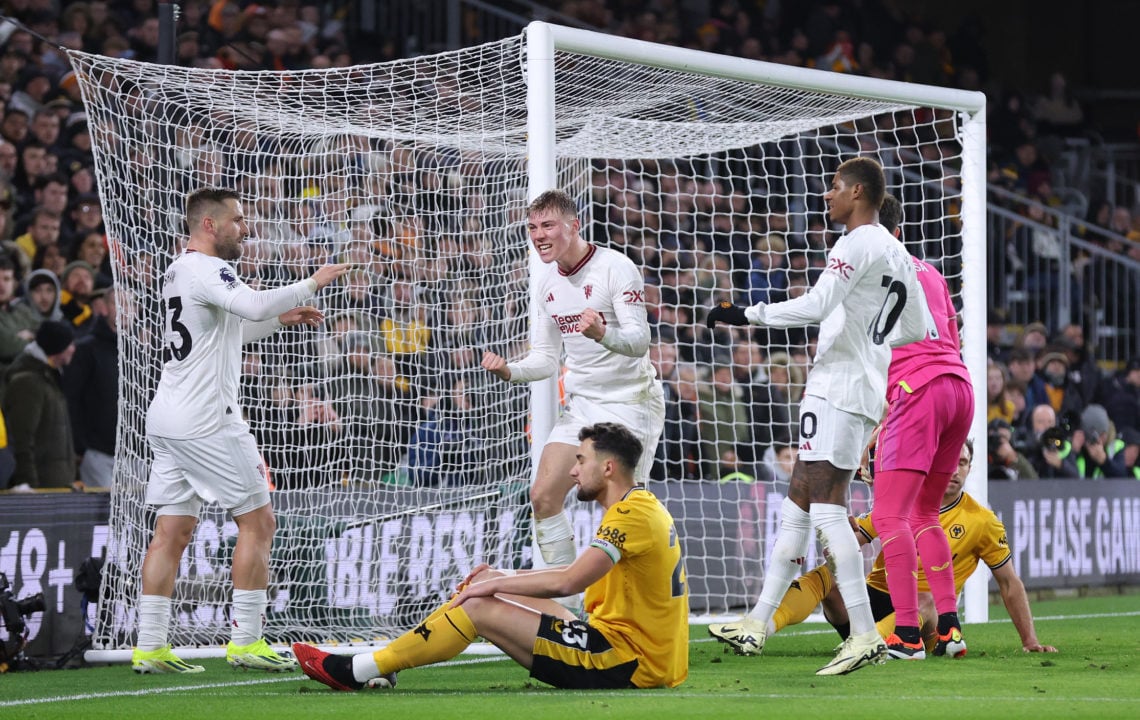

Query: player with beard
<box><xmin>294</xmin><ymin>422</ymin><xmax>689</xmax><ymax>691</ymax></box>
<box><xmin>132</xmin><ymin>187</ymin><xmax>351</xmax><ymax>674</ymax></box>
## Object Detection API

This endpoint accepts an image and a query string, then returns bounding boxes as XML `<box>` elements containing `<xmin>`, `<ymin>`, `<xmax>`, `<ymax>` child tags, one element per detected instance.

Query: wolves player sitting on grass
<box><xmin>742</xmin><ymin>439</ymin><xmax>1057</xmax><ymax>656</ymax></box>
<box><xmin>294</xmin><ymin>422</ymin><xmax>688</xmax><ymax>691</ymax></box>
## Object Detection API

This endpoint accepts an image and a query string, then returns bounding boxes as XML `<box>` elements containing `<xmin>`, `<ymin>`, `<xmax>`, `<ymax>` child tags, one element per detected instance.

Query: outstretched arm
<box><xmin>992</xmin><ymin>562</ymin><xmax>1057</xmax><ymax>652</ymax></box>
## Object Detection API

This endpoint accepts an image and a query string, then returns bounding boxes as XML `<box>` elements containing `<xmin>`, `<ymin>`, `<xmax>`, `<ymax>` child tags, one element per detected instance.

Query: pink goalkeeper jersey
<box><xmin>887</xmin><ymin>257</ymin><xmax>971</xmax><ymax>394</ymax></box>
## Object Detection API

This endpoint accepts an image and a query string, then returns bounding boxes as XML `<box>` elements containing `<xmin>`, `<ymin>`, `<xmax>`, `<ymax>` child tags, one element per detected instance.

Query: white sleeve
<box><xmin>242</xmin><ymin>317</ymin><xmax>283</xmax><ymax>344</ymax></box>
<box><xmin>598</xmin><ymin>264</ymin><xmax>650</xmax><ymax>357</ymax></box>
<box><xmin>506</xmin><ymin>315</ymin><xmax>562</xmax><ymax>383</ymax></box>
<box><xmin>746</xmin><ymin>238</ymin><xmax>861</xmax><ymax>328</ymax></box>
<box><xmin>745</xmin><ymin>270</ymin><xmax>848</xmax><ymax>327</ymax></box>
<box><xmin>196</xmin><ymin>262</ymin><xmax>317</xmax><ymax>321</ymax></box>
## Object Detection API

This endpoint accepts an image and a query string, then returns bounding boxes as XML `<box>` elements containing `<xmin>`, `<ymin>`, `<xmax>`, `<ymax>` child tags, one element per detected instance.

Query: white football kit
<box><xmin>744</xmin><ymin>223</ymin><xmax>927</xmax><ymax>467</ymax></box>
<box><xmin>508</xmin><ymin>244</ymin><xmax>665</xmax><ymax>478</ymax></box>
<box><xmin>145</xmin><ymin>250</ymin><xmax>316</xmax><ymax>511</ymax></box>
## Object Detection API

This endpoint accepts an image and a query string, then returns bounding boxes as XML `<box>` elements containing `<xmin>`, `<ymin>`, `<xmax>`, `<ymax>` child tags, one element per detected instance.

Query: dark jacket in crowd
<box><xmin>62</xmin><ymin>314</ymin><xmax>118</xmax><ymax>457</ymax></box>
<box><xmin>1</xmin><ymin>347</ymin><xmax>75</xmax><ymax>488</ymax></box>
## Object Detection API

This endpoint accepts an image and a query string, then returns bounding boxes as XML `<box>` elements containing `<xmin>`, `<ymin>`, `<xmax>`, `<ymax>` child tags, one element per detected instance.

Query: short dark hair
<box><xmin>185</xmin><ymin>187</ymin><xmax>240</xmax><ymax>230</ymax></box>
<box><xmin>837</xmin><ymin>156</ymin><xmax>886</xmax><ymax>209</ymax></box>
<box><xmin>526</xmin><ymin>189</ymin><xmax>578</xmax><ymax>220</ymax></box>
<box><xmin>963</xmin><ymin>437</ymin><xmax>974</xmax><ymax>464</ymax></box>
<box><xmin>578</xmin><ymin>422</ymin><xmax>642</xmax><ymax>475</ymax></box>
<box><xmin>879</xmin><ymin>194</ymin><xmax>903</xmax><ymax>234</ymax></box>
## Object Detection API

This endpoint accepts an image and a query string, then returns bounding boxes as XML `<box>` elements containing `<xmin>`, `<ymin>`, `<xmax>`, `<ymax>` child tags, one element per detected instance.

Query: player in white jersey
<box><xmin>131</xmin><ymin>187</ymin><xmax>351</xmax><ymax>675</ymax></box>
<box><xmin>482</xmin><ymin>190</ymin><xmax>665</xmax><ymax>611</ymax></box>
<box><xmin>705</xmin><ymin>157</ymin><xmax>927</xmax><ymax>676</ymax></box>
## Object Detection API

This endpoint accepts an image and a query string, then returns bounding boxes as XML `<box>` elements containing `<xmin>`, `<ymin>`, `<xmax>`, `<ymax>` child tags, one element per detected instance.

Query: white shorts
<box><xmin>795</xmin><ymin>394</ymin><xmax>877</xmax><ymax>470</ymax></box>
<box><xmin>146</xmin><ymin>423</ymin><xmax>270</xmax><ymax>516</ymax></box>
<box><xmin>545</xmin><ymin>391</ymin><xmax>665</xmax><ymax>482</ymax></box>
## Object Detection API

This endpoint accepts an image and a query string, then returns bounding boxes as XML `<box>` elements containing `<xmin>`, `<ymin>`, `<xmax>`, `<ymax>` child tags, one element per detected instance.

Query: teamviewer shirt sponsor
<box><xmin>146</xmin><ymin>251</ymin><xmax>315</xmax><ymax>439</ymax></box>
<box><xmin>509</xmin><ymin>244</ymin><xmax>660</xmax><ymax>404</ymax></box>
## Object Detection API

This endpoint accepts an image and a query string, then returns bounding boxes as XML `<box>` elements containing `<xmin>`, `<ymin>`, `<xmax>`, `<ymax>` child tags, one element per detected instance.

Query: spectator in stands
<box><xmin>1116</xmin><ymin>427</ymin><xmax>1140</xmax><ymax>480</ymax></box>
<box><xmin>66</xmin><ymin>193</ymin><xmax>105</xmax><ymax>249</ymax></box>
<box><xmin>0</xmin><ymin>108</ymin><xmax>30</xmax><ymax>149</ymax></box>
<box><xmin>32</xmin><ymin>240</ymin><xmax>66</xmax><ymax>279</ymax></box>
<box><xmin>649</xmin><ymin>340</ymin><xmax>699</xmax><ymax>482</ymax></box>
<box><xmin>767</xmin><ymin>350</ymin><xmax>805</xmax><ymax>426</ymax></box>
<box><xmin>1025</xmin><ymin>349</ymin><xmax>1084</xmax><ymax>422</ymax></box>
<box><xmin>12</xmin><ymin>142</ymin><xmax>51</xmax><ymax>211</ymax></box>
<box><xmin>62</xmin><ymin>284</ymin><xmax>119</xmax><ymax>488</ymax></box>
<box><xmin>989</xmin><ymin>91</ymin><xmax>1035</xmax><ymax>157</ymax></box>
<box><xmin>696</xmin><ymin>360</ymin><xmax>752</xmax><ymax>481</ymax></box>
<box><xmin>0</xmin><ymin>139</ymin><xmax>19</xmax><ymax>183</ymax></box>
<box><xmin>732</xmin><ymin>336</ymin><xmax>789</xmax><ymax>461</ymax></box>
<box><xmin>28</xmin><ymin>108</ymin><xmax>61</xmax><ymax>150</ymax></box>
<box><xmin>987</xmin><ymin>309</ymin><xmax>1009</xmax><ymax>363</ymax></box>
<box><xmin>746</xmin><ymin>233</ymin><xmax>789</xmax><ymax>306</ymax></box>
<box><xmin>1</xmin><ymin>319</ymin><xmax>77</xmax><ymax>490</ymax></box>
<box><xmin>1032</xmin><ymin>72</ymin><xmax>1084</xmax><ymax>138</ymax></box>
<box><xmin>328</xmin><ymin>345</ymin><xmax>417</xmax><ymax>484</ymax></box>
<box><xmin>58</xmin><ymin>259</ymin><xmax>96</xmax><ymax>334</ymax></box>
<box><xmin>16</xmin><ymin>175</ymin><xmax>69</xmax><ymax>240</ymax></box>
<box><xmin>407</xmin><ymin>375</ymin><xmax>485</xmax><ymax>487</ymax></box>
<box><xmin>12</xmin><ymin>206</ymin><xmax>61</xmax><ymax>269</ymax></box>
<box><xmin>15</xmin><ymin>267</ymin><xmax>62</xmax><ymax>324</ymax></box>
<box><xmin>379</xmin><ymin>277</ymin><xmax>433</xmax><ymax>375</ymax></box>
<box><xmin>71</xmin><ymin>231</ymin><xmax>112</xmax><ymax>287</ymax></box>
<box><xmin>1024</xmin><ymin>404</ymin><xmax>1079</xmax><ymax>479</ymax></box>
<box><xmin>1093</xmin><ymin>356</ymin><xmax>1140</xmax><ymax>436</ymax></box>
<box><xmin>0</xmin><ymin>254</ymin><xmax>39</xmax><ymax>376</ymax></box>
<box><xmin>1068</xmin><ymin>404</ymin><xmax>1127</xmax><ymax>480</ymax></box>
<box><xmin>1012</xmin><ymin>321</ymin><xmax>1049</xmax><ymax>358</ymax></box>
<box><xmin>1054</xmin><ymin>324</ymin><xmax>1100</xmax><ymax>405</ymax></box>
<box><xmin>987</xmin><ymin>359</ymin><xmax>1017</xmax><ymax>425</ymax></box>
<box><xmin>987</xmin><ymin>418</ymin><xmax>1038</xmax><ymax>481</ymax></box>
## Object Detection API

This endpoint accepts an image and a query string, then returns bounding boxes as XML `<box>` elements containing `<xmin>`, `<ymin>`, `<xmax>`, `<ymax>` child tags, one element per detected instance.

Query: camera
<box><xmin>987</xmin><ymin>429</ymin><xmax>1006</xmax><ymax>459</ymax></box>
<box><xmin>1</xmin><ymin>572</ymin><xmax>46</xmax><ymax>672</ymax></box>
<box><xmin>1039</xmin><ymin>426</ymin><xmax>1068</xmax><ymax>452</ymax></box>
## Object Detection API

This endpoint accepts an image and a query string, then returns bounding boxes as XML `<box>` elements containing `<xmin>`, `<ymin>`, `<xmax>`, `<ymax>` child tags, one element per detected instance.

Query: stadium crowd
<box><xmin>1</xmin><ymin>0</ymin><xmax>1139</xmax><ymax>491</ymax></box>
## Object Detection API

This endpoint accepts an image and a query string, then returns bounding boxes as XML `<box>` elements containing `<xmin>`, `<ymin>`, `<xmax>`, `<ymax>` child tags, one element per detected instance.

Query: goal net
<box><xmin>70</xmin><ymin>23</ymin><xmax>985</xmax><ymax>654</ymax></box>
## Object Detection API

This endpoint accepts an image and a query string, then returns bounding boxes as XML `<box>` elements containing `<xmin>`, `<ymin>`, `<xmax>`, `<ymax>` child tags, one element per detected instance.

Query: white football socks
<box><xmin>231</xmin><ymin>588</ymin><xmax>267</xmax><ymax>646</ymax></box>
<box><xmin>136</xmin><ymin>594</ymin><xmax>172</xmax><ymax>651</ymax></box>
<box><xmin>748</xmin><ymin>497</ymin><xmax>811</xmax><ymax>627</ymax></box>
<box><xmin>812</xmin><ymin>503</ymin><xmax>876</xmax><ymax>636</ymax></box>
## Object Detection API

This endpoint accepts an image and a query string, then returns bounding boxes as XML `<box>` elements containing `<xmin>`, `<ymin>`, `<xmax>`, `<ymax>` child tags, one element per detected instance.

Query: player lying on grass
<box><xmin>735</xmin><ymin>439</ymin><xmax>1057</xmax><ymax>655</ymax></box>
<box><xmin>294</xmin><ymin>422</ymin><xmax>689</xmax><ymax>691</ymax></box>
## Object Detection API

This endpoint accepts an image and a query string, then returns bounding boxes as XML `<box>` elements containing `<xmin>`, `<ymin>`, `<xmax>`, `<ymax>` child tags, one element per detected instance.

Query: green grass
<box><xmin>2</xmin><ymin>595</ymin><xmax>1138</xmax><ymax>719</ymax></box>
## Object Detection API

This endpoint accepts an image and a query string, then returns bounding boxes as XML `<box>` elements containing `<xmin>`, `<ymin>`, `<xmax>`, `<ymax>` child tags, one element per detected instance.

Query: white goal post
<box><xmin>69</xmin><ymin>21</ymin><xmax>986</xmax><ymax>662</ymax></box>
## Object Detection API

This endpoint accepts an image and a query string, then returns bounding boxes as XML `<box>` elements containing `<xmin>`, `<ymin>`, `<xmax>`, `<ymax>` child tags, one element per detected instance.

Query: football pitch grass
<box><xmin>2</xmin><ymin>595</ymin><xmax>1137</xmax><ymax>719</ymax></box>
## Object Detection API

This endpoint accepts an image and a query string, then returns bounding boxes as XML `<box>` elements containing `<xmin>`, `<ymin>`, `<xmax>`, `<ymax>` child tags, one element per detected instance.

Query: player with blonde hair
<box><xmin>482</xmin><ymin>189</ymin><xmax>665</xmax><ymax>613</ymax></box>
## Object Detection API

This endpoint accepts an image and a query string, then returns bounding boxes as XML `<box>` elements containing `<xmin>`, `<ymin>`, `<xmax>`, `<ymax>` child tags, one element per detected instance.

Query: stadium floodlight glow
<box><xmin>70</xmin><ymin>21</ymin><xmax>985</xmax><ymax>662</ymax></box>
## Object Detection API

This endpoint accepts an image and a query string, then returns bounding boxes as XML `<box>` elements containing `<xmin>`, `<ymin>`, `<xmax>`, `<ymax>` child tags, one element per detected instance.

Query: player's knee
<box><xmin>871</xmin><ymin>513</ymin><xmax>908</xmax><ymax>536</ymax></box>
<box><xmin>529</xmin><ymin>485</ymin><xmax>562</xmax><ymax>517</ymax></box>
<box><xmin>151</xmin><ymin>526</ymin><xmax>193</xmax><ymax>558</ymax></box>
<box><xmin>472</xmin><ymin>567</ymin><xmax>511</xmax><ymax>584</ymax></box>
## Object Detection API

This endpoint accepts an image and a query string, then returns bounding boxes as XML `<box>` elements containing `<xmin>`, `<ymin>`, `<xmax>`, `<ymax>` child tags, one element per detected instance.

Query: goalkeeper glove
<box><xmin>706</xmin><ymin>301</ymin><xmax>749</xmax><ymax>328</ymax></box>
